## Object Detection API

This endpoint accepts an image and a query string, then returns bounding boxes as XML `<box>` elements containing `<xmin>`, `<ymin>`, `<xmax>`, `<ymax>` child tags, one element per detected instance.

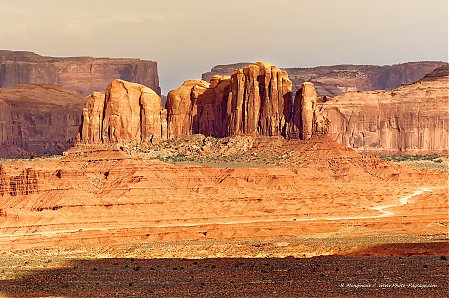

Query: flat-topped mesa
<box><xmin>166</xmin><ymin>62</ymin><xmax>296</xmax><ymax>139</ymax></box>
<box><xmin>0</xmin><ymin>50</ymin><xmax>161</xmax><ymax>96</ymax></box>
<box><xmin>79</xmin><ymin>79</ymin><xmax>167</xmax><ymax>144</ymax></box>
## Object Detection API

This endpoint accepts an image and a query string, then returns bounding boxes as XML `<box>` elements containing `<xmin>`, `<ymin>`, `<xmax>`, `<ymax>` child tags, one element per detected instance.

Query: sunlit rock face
<box><xmin>79</xmin><ymin>80</ymin><xmax>167</xmax><ymax>144</ymax></box>
<box><xmin>317</xmin><ymin>65</ymin><xmax>449</xmax><ymax>154</ymax></box>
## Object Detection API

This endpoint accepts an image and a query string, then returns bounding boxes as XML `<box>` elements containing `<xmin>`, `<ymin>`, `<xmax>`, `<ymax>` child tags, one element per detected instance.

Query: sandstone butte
<box><xmin>0</xmin><ymin>50</ymin><xmax>161</xmax><ymax>96</ymax></box>
<box><xmin>81</xmin><ymin>62</ymin><xmax>326</xmax><ymax>144</ymax></box>
<box><xmin>80</xmin><ymin>62</ymin><xmax>448</xmax><ymax>155</ymax></box>
<box><xmin>79</xmin><ymin>79</ymin><xmax>167</xmax><ymax>144</ymax></box>
<box><xmin>165</xmin><ymin>62</ymin><xmax>296</xmax><ymax>139</ymax></box>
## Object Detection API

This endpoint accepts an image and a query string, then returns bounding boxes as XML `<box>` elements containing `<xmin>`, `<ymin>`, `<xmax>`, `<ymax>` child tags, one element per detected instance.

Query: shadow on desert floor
<box><xmin>0</xmin><ymin>245</ymin><xmax>448</xmax><ymax>298</ymax></box>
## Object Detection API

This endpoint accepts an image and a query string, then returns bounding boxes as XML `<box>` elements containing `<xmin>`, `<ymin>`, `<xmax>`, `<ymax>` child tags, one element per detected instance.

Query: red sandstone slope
<box><xmin>0</xmin><ymin>138</ymin><xmax>446</xmax><ymax>256</ymax></box>
<box><xmin>0</xmin><ymin>50</ymin><xmax>160</xmax><ymax>96</ymax></box>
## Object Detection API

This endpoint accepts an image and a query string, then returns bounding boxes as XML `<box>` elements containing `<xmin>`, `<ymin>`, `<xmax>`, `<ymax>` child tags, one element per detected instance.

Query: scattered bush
<box><xmin>382</xmin><ymin>154</ymin><xmax>447</xmax><ymax>163</ymax></box>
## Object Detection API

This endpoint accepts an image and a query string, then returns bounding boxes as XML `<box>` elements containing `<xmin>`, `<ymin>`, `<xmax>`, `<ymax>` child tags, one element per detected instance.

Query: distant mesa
<box><xmin>0</xmin><ymin>50</ymin><xmax>161</xmax><ymax>96</ymax></box>
<box><xmin>0</xmin><ymin>84</ymin><xmax>85</xmax><ymax>158</ymax></box>
<box><xmin>202</xmin><ymin>61</ymin><xmax>447</xmax><ymax>97</ymax></box>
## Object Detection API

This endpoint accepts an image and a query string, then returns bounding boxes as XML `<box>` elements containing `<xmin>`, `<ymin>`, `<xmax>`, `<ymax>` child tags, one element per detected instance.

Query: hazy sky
<box><xmin>1</xmin><ymin>0</ymin><xmax>447</xmax><ymax>93</ymax></box>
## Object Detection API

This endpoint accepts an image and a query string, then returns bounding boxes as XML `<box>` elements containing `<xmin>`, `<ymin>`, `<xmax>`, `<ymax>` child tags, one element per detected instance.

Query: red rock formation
<box><xmin>317</xmin><ymin>65</ymin><xmax>449</xmax><ymax>154</ymax></box>
<box><xmin>288</xmin><ymin>82</ymin><xmax>329</xmax><ymax>140</ymax></box>
<box><xmin>0</xmin><ymin>50</ymin><xmax>161</xmax><ymax>95</ymax></box>
<box><xmin>79</xmin><ymin>80</ymin><xmax>167</xmax><ymax>144</ymax></box>
<box><xmin>166</xmin><ymin>80</ymin><xmax>210</xmax><ymax>138</ymax></box>
<box><xmin>0</xmin><ymin>84</ymin><xmax>85</xmax><ymax>158</ymax></box>
<box><xmin>81</xmin><ymin>92</ymin><xmax>106</xmax><ymax>143</ymax></box>
<box><xmin>196</xmin><ymin>76</ymin><xmax>230</xmax><ymax>137</ymax></box>
<box><xmin>167</xmin><ymin>62</ymin><xmax>293</xmax><ymax>139</ymax></box>
<box><xmin>229</xmin><ymin>62</ymin><xmax>292</xmax><ymax>136</ymax></box>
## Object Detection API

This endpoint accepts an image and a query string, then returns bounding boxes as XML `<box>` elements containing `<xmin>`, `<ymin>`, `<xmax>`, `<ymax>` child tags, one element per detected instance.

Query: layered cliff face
<box><xmin>318</xmin><ymin>65</ymin><xmax>449</xmax><ymax>154</ymax></box>
<box><xmin>167</xmin><ymin>62</ymin><xmax>293</xmax><ymax>139</ymax></box>
<box><xmin>0</xmin><ymin>50</ymin><xmax>161</xmax><ymax>96</ymax></box>
<box><xmin>202</xmin><ymin>61</ymin><xmax>447</xmax><ymax>97</ymax></box>
<box><xmin>0</xmin><ymin>84</ymin><xmax>85</xmax><ymax>158</ymax></box>
<box><xmin>79</xmin><ymin>79</ymin><xmax>167</xmax><ymax>144</ymax></box>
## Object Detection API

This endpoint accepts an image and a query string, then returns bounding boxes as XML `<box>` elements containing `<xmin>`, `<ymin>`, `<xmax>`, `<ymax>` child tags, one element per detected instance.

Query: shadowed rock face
<box><xmin>317</xmin><ymin>65</ymin><xmax>449</xmax><ymax>154</ymax></box>
<box><xmin>0</xmin><ymin>50</ymin><xmax>161</xmax><ymax>96</ymax></box>
<box><xmin>0</xmin><ymin>84</ymin><xmax>85</xmax><ymax>158</ymax></box>
<box><xmin>202</xmin><ymin>61</ymin><xmax>447</xmax><ymax>97</ymax></box>
<box><xmin>79</xmin><ymin>80</ymin><xmax>167</xmax><ymax>144</ymax></box>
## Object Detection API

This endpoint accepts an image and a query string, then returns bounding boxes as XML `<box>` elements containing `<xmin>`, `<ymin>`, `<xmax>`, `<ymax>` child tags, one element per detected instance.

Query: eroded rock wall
<box><xmin>317</xmin><ymin>66</ymin><xmax>449</xmax><ymax>154</ymax></box>
<box><xmin>79</xmin><ymin>80</ymin><xmax>167</xmax><ymax>144</ymax></box>
<box><xmin>167</xmin><ymin>62</ymin><xmax>293</xmax><ymax>139</ymax></box>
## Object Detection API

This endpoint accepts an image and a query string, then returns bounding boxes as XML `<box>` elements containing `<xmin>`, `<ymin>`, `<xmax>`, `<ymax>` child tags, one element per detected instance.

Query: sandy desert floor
<box><xmin>0</xmin><ymin>137</ymin><xmax>447</xmax><ymax>297</ymax></box>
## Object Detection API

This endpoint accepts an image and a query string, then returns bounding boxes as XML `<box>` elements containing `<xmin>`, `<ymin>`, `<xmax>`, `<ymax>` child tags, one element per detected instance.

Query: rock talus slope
<box><xmin>79</xmin><ymin>80</ymin><xmax>167</xmax><ymax>144</ymax></box>
<box><xmin>0</xmin><ymin>50</ymin><xmax>161</xmax><ymax>95</ymax></box>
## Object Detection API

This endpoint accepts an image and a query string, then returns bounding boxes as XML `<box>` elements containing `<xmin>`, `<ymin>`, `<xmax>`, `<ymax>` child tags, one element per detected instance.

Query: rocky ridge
<box><xmin>202</xmin><ymin>61</ymin><xmax>447</xmax><ymax>96</ymax></box>
<box><xmin>80</xmin><ymin>63</ymin><xmax>448</xmax><ymax>155</ymax></box>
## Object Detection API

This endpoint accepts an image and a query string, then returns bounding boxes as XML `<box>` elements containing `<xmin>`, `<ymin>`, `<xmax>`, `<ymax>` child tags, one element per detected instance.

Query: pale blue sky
<box><xmin>1</xmin><ymin>0</ymin><xmax>447</xmax><ymax>93</ymax></box>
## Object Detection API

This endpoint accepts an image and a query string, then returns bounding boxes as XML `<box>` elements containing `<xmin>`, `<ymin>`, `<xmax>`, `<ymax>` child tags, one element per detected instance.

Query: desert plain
<box><xmin>0</xmin><ymin>135</ymin><xmax>447</xmax><ymax>297</ymax></box>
